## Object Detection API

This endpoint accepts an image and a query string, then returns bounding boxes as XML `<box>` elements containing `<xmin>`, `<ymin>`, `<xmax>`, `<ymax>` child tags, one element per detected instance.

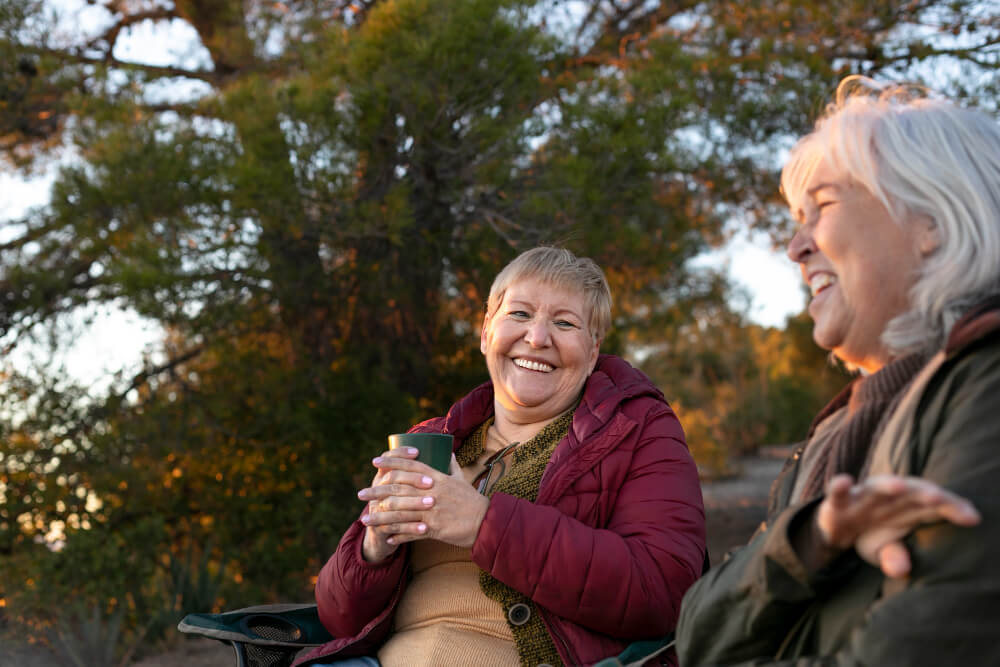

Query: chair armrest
<box><xmin>177</xmin><ymin>603</ymin><xmax>334</xmax><ymax>667</ymax></box>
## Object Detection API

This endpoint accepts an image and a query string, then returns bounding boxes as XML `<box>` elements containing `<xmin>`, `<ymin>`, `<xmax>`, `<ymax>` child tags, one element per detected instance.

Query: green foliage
<box><xmin>643</xmin><ymin>309</ymin><xmax>849</xmax><ymax>477</ymax></box>
<box><xmin>0</xmin><ymin>0</ymin><xmax>996</xmax><ymax>649</ymax></box>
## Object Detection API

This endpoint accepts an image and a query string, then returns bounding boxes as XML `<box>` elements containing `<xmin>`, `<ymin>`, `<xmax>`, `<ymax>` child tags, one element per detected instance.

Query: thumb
<box><xmin>878</xmin><ymin>541</ymin><xmax>912</xmax><ymax>579</ymax></box>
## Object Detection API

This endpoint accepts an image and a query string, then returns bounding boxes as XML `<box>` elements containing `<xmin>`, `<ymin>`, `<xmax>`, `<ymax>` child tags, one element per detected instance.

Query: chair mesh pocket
<box><xmin>244</xmin><ymin>615</ymin><xmax>304</xmax><ymax>642</ymax></box>
<box><xmin>245</xmin><ymin>643</ymin><xmax>297</xmax><ymax>667</ymax></box>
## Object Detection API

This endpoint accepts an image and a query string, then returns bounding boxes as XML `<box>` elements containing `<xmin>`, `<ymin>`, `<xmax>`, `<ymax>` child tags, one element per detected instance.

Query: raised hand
<box><xmin>356</xmin><ymin>446</ymin><xmax>435</xmax><ymax>562</ymax></box>
<box><xmin>815</xmin><ymin>474</ymin><xmax>980</xmax><ymax>578</ymax></box>
<box><xmin>358</xmin><ymin>453</ymin><xmax>488</xmax><ymax>558</ymax></box>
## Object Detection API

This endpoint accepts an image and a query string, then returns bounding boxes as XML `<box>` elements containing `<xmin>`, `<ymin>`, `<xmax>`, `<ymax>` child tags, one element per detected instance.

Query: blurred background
<box><xmin>1</xmin><ymin>0</ymin><xmax>997</xmax><ymax>664</ymax></box>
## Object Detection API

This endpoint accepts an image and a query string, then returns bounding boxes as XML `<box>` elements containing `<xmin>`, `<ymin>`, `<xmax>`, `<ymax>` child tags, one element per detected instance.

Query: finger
<box><xmin>372</xmin><ymin>455</ymin><xmax>440</xmax><ymax>477</ymax></box>
<box><xmin>384</xmin><ymin>522</ymin><xmax>429</xmax><ymax>543</ymax></box>
<box><xmin>448</xmin><ymin>453</ymin><xmax>461</xmax><ymax>477</ymax></box>
<box><xmin>358</xmin><ymin>471</ymin><xmax>434</xmax><ymax>499</ymax></box>
<box><xmin>365</xmin><ymin>495</ymin><xmax>435</xmax><ymax>513</ymax></box>
<box><xmin>359</xmin><ymin>479</ymin><xmax>435</xmax><ymax>501</ymax></box>
<box><xmin>860</xmin><ymin>485</ymin><xmax>980</xmax><ymax>527</ymax></box>
<box><xmin>861</xmin><ymin>474</ymin><xmax>909</xmax><ymax>497</ymax></box>
<box><xmin>362</xmin><ymin>509</ymin><xmax>427</xmax><ymax>527</ymax></box>
<box><xmin>878</xmin><ymin>541</ymin><xmax>911</xmax><ymax>579</ymax></box>
<box><xmin>825</xmin><ymin>474</ymin><xmax>855</xmax><ymax>508</ymax></box>
<box><xmin>388</xmin><ymin>526</ymin><xmax>431</xmax><ymax>545</ymax></box>
<box><xmin>936</xmin><ymin>498</ymin><xmax>981</xmax><ymax>526</ymax></box>
<box><xmin>379</xmin><ymin>447</ymin><xmax>421</xmax><ymax>459</ymax></box>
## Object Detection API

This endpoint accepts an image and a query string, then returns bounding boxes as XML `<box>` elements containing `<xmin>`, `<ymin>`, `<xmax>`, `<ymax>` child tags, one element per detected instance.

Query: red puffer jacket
<box><xmin>295</xmin><ymin>354</ymin><xmax>706</xmax><ymax>667</ymax></box>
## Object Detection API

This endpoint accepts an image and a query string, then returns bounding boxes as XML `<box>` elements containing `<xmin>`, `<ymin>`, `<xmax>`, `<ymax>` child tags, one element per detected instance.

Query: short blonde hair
<box><xmin>782</xmin><ymin>75</ymin><xmax>1000</xmax><ymax>357</ymax></box>
<box><xmin>486</xmin><ymin>247</ymin><xmax>612</xmax><ymax>341</ymax></box>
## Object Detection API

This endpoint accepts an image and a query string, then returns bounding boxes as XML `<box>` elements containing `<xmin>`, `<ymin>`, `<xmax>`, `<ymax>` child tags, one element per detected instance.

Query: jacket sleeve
<box><xmin>678</xmin><ymin>347</ymin><xmax>1000</xmax><ymax>667</ymax></box>
<box><xmin>674</xmin><ymin>500</ymin><xmax>861</xmax><ymax>665</ymax></box>
<box><xmin>471</xmin><ymin>402</ymin><xmax>706</xmax><ymax>639</ymax></box>
<box><xmin>314</xmin><ymin>516</ymin><xmax>409</xmax><ymax>642</ymax></box>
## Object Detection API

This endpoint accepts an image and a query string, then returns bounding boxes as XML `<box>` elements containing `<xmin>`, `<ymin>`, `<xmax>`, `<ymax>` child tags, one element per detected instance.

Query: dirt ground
<box><xmin>2</xmin><ymin>452</ymin><xmax>785</xmax><ymax>667</ymax></box>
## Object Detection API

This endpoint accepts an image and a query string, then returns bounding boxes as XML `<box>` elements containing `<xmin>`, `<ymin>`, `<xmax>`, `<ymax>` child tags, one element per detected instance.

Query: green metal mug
<box><xmin>387</xmin><ymin>432</ymin><xmax>453</xmax><ymax>474</ymax></box>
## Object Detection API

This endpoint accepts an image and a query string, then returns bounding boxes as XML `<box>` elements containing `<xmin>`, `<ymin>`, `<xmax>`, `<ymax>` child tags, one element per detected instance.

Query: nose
<box><xmin>524</xmin><ymin>318</ymin><xmax>551</xmax><ymax>348</ymax></box>
<box><xmin>786</xmin><ymin>225</ymin><xmax>815</xmax><ymax>264</ymax></box>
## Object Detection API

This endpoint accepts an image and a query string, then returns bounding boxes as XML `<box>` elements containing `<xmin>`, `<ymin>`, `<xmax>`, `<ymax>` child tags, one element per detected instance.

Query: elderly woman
<box><xmin>295</xmin><ymin>247</ymin><xmax>706</xmax><ymax>667</ymax></box>
<box><xmin>675</xmin><ymin>76</ymin><xmax>1000</xmax><ymax>665</ymax></box>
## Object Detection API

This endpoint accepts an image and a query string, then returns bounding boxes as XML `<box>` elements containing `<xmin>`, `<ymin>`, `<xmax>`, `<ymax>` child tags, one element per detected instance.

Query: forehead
<box><xmin>786</xmin><ymin>156</ymin><xmax>848</xmax><ymax>214</ymax></box>
<box><xmin>501</xmin><ymin>278</ymin><xmax>587</xmax><ymax>313</ymax></box>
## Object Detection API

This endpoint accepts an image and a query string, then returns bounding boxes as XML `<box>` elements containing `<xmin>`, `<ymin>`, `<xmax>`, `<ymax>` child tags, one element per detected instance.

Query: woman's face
<box><xmin>481</xmin><ymin>278</ymin><xmax>600</xmax><ymax>423</ymax></box>
<box><xmin>786</xmin><ymin>159</ymin><xmax>931</xmax><ymax>373</ymax></box>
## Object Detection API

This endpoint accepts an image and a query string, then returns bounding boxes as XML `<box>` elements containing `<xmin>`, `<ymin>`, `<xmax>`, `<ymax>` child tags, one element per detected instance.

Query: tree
<box><xmin>1</xmin><ymin>0</ymin><xmax>996</xmax><ymax>652</ymax></box>
<box><xmin>643</xmin><ymin>306</ymin><xmax>850</xmax><ymax>476</ymax></box>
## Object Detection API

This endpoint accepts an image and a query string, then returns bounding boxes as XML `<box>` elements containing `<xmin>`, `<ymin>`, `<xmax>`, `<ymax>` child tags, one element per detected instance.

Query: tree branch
<box><xmin>84</xmin><ymin>7</ymin><xmax>180</xmax><ymax>59</ymax></box>
<box><xmin>23</xmin><ymin>44</ymin><xmax>219</xmax><ymax>84</ymax></box>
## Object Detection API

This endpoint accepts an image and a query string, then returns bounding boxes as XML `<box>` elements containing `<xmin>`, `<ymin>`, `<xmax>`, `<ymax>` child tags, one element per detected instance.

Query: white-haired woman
<box><xmin>676</xmin><ymin>76</ymin><xmax>1000</xmax><ymax>665</ymax></box>
<box><xmin>296</xmin><ymin>247</ymin><xmax>706</xmax><ymax>667</ymax></box>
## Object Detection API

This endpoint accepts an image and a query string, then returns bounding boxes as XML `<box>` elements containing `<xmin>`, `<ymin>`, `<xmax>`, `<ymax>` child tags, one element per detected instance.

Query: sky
<box><xmin>0</xmin><ymin>0</ymin><xmax>807</xmax><ymax>391</ymax></box>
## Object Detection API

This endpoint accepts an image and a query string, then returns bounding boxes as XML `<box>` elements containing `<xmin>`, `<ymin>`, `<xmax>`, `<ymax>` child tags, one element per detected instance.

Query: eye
<box><xmin>554</xmin><ymin>320</ymin><xmax>579</xmax><ymax>330</ymax></box>
<box><xmin>508</xmin><ymin>310</ymin><xmax>530</xmax><ymax>319</ymax></box>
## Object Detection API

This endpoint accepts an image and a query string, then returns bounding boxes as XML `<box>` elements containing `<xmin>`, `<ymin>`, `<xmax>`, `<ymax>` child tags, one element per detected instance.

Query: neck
<box><xmin>492</xmin><ymin>402</ymin><xmax>576</xmax><ymax>446</ymax></box>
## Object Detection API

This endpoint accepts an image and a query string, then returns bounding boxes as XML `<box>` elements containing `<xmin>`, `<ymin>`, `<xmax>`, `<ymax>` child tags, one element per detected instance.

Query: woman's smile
<box><xmin>513</xmin><ymin>357</ymin><xmax>555</xmax><ymax>373</ymax></box>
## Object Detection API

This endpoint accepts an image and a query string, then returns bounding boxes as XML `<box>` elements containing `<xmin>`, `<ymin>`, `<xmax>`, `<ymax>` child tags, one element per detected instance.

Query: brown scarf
<box><xmin>769</xmin><ymin>352</ymin><xmax>928</xmax><ymax>515</ymax></box>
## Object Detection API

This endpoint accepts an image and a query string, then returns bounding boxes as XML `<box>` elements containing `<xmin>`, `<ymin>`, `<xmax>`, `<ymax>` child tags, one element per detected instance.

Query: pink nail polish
<box><xmin>407</xmin><ymin>447</ymin><xmax>419</xmax><ymax>455</ymax></box>
<box><xmin>422</xmin><ymin>496</ymin><xmax>433</xmax><ymax>505</ymax></box>
<box><xmin>417</xmin><ymin>524</ymin><xmax>427</xmax><ymax>533</ymax></box>
<box><xmin>421</xmin><ymin>476</ymin><xmax>433</xmax><ymax>486</ymax></box>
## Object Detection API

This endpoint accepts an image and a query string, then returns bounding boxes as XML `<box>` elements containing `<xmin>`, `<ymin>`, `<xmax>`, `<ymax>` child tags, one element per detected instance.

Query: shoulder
<box><xmin>573</xmin><ymin>357</ymin><xmax>686</xmax><ymax>459</ymax></box>
<box><xmin>410</xmin><ymin>380</ymin><xmax>494</xmax><ymax>439</ymax></box>
<box><xmin>586</xmin><ymin>355</ymin><xmax>667</xmax><ymax>410</ymax></box>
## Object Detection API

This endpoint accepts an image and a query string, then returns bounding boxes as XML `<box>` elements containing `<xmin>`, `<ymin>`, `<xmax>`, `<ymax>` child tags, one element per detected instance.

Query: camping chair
<box><xmin>178</xmin><ymin>603</ymin><xmax>675</xmax><ymax>667</ymax></box>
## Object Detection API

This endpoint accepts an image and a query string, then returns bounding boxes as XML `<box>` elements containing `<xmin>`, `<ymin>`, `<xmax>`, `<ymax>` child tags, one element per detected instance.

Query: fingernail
<box><xmin>360</xmin><ymin>515</ymin><xmax>370</xmax><ymax>525</ymax></box>
<box><xmin>407</xmin><ymin>447</ymin><xmax>419</xmax><ymax>455</ymax></box>
<box><xmin>421</xmin><ymin>476</ymin><xmax>433</xmax><ymax>486</ymax></box>
<box><xmin>417</xmin><ymin>524</ymin><xmax>427</xmax><ymax>533</ymax></box>
<box><xmin>422</xmin><ymin>496</ymin><xmax>434</xmax><ymax>505</ymax></box>
<box><xmin>386</xmin><ymin>537</ymin><xmax>395</xmax><ymax>544</ymax></box>
<box><xmin>358</xmin><ymin>489</ymin><xmax>370</xmax><ymax>499</ymax></box>
<box><xmin>372</xmin><ymin>456</ymin><xmax>383</xmax><ymax>464</ymax></box>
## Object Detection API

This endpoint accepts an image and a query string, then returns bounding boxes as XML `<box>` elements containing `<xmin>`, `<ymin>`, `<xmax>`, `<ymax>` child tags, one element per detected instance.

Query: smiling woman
<box><xmin>480</xmin><ymin>263</ymin><xmax>602</xmax><ymax>436</ymax></box>
<box><xmin>298</xmin><ymin>246</ymin><xmax>706</xmax><ymax>667</ymax></box>
<box><xmin>676</xmin><ymin>76</ymin><xmax>1000</xmax><ymax>667</ymax></box>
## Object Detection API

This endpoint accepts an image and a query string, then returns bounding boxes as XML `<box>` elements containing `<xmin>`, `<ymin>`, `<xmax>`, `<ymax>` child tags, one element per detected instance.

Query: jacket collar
<box><xmin>945</xmin><ymin>294</ymin><xmax>1000</xmax><ymax>357</ymax></box>
<box><xmin>438</xmin><ymin>354</ymin><xmax>662</xmax><ymax>445</ymax></box>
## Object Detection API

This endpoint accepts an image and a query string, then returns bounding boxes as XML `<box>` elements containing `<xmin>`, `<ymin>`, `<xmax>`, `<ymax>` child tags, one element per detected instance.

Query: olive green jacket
<box><xmin>675</xmin><ymin>298</ymin><xmax>1000</xmax><ymax>666</ymax></box>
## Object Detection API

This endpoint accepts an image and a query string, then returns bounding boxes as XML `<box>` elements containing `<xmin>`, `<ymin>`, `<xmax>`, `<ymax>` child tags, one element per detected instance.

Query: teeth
<box><xmin>514</xmin><ymin>358</ymin><xmax>554</xmax><ymax>372</ymax></box>
<box><xmin>809</xmin><ymin>273</ymin><xmax>835</xmax><ymax>296</ymax></box>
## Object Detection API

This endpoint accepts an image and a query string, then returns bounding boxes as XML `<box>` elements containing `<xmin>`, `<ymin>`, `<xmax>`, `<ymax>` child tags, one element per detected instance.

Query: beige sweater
<box><xmin>377</xmin><ymin>539</ymin><xmax>519</xmax><ymax>667</ymax></box>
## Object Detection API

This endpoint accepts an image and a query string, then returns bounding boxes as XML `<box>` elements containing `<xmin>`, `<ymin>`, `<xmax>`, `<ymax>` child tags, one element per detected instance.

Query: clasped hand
<box><xmin>357</xmin><ymin>447</ymin><xmax>489</xmax><ymax>563</ymax></box>
<box><xmin>813</xmin><ymin>474</ymin><xmax>980</xmax><ymax>578</ymax></box>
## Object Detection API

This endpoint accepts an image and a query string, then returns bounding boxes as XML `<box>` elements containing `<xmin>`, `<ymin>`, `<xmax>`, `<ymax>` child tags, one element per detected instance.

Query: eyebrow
<box><xmin>806</xmin><ymin>182</ymin><xmax>842</xmax><ymax>196</ymax></box>
<box><xmin>506</xmin><ymin>299</ymin><xmax>584</xmax><ymax>319</ymax></box>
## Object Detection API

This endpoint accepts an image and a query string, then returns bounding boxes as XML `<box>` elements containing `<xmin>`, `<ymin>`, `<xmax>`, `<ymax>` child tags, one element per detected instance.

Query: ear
<box><xmin>480</xmin><ymin>311</ymin><xmax>491</xmax><ymax>355</ymax></box>
<box><xmin>915</xmin><ymin>216</ymin><xmax>940</xmax><ymax>256</ymax></box>
<box><xmin>588</xmin><ymin>337</ymin><xmax>601</xmax><ymax>374</ymax></box>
